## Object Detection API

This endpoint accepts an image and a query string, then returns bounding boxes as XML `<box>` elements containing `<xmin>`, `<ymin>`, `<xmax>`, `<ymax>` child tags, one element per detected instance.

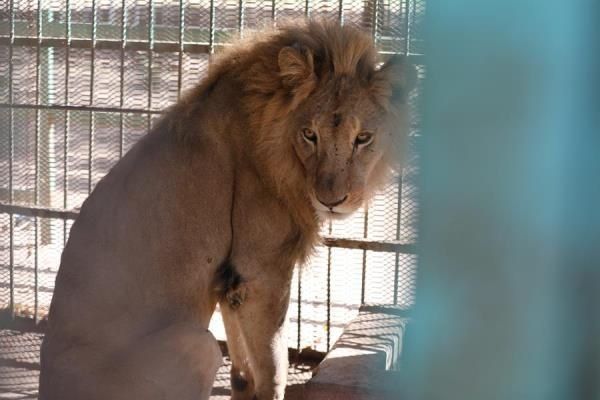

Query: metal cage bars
<box><xmin>0</xmin><ymin>0</ymin><xmax>422</xmax><ymax>352</ymax></box>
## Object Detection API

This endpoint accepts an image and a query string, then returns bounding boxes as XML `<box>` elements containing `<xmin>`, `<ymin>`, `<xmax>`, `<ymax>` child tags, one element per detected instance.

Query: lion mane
<box><xmin>169</xmin><ymin>19</ymin><xmax>413</xmax><ymax>260</ymax></box>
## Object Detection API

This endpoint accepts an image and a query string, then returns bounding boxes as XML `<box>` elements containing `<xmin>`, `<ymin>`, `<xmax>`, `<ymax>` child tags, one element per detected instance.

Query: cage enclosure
<box><xmin>0</xmin><ymin>0</ymin><xmax>424</xmax><ymax>398</ymax></box>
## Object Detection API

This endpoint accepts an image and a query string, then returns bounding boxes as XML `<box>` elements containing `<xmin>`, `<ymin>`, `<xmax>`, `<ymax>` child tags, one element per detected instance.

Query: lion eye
<box><xmin>302</xmin><ymin>128</ymin><xmax>318</xmax><ymax>143</ymax></box>
<box><xmin>355</xmin><ymin>132</ymin><xmax>374</xmax><ymax>146</ymax></box>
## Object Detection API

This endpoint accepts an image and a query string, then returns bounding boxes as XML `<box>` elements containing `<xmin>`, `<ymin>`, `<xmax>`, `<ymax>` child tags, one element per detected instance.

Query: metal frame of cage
<box><xmin>0</xmin><ymin>0</ymin><xmax>423</xmax><ymax>353</ymax></box>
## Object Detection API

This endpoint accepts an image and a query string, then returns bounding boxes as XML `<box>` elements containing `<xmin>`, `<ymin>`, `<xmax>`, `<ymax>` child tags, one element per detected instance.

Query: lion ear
<box><xmin>372</xmin><ymin>55</ymin><xmax>417</xmax><ymax>105</ymax></box>
<box><xmin>278</xmin><ymin>45</ymin><xmax>315</xmax><ymax>89</ymax></box>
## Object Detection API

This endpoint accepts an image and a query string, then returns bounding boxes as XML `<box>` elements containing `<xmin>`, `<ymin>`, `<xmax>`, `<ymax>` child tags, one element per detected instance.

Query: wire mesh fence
<box><xmin>0</xmin><ymin>0</ymin><xmax>424</xmax><ymax>353</ymax></box>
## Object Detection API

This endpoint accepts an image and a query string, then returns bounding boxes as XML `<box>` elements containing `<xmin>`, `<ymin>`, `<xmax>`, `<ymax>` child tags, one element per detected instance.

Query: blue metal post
<box><xmin>398</xmin><ymin>0</ymin><xmax>600</xmax><ymax>399</ymax></box>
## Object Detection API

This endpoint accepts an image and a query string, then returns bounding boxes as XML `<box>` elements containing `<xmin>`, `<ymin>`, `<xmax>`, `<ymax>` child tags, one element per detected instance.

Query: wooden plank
<box><xmin>322</xmin><ymin>236</ymin><xmax>415</xmax><ymax>254</ymax></box>
<box><xmin>0</xmin><ymin>202</ymin><xmax>79</xmax><ymax>220</ymax></box>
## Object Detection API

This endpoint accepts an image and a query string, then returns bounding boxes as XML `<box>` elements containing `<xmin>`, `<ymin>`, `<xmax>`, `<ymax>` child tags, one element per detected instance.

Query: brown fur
<box><xmin>39</xmin><ymin>20</ymin><xmax>414</xmax><ymax>400</ymax></box>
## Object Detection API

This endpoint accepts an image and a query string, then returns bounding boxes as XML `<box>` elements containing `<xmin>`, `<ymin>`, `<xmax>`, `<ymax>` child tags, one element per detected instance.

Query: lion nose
<box><xmin>318</xmin><ymin>195</ymin><xmax>348</xmax><ymax>209</ymax></box>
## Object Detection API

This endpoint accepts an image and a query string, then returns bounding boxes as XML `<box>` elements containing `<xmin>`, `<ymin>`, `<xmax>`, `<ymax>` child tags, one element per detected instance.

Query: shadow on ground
<box><xmin>0</xmin><ymin>329</ymin><xmax>314</xmax><ymax>400</ymax></box>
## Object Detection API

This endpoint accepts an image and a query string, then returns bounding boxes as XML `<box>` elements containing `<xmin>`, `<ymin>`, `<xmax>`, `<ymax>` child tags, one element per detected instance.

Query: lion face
<box><xmin>290</xmin><ymin>78</ymin><xmax>393</xmax><ymax>219</ymax></box>
<box><xmin>274</xmin><ymin>34</ymin><xmax>415</xmax><ymax>220</ymax></box>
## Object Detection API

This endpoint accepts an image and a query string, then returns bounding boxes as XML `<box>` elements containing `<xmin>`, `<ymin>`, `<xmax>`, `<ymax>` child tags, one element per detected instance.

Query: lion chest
<box><xmin>230</xmin><ymin>184</ymin><xmax>303</xmax><ymax>267</ymax></box>
<box><xmin>215</xmin><ymin>170</ymin><xmax>313</xmax><ymax>309</ymax></box>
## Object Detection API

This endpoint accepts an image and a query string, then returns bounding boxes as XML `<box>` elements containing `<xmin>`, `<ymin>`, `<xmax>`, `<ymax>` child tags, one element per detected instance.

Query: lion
<box><xmin>38</xmin><ymin>19</ymin><xmax>415</xmax><ymax>400</ymax></box>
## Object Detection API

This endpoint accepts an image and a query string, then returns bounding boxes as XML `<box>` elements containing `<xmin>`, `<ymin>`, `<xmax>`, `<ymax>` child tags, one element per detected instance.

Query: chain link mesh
<box><xmin>0</xmin><ymin>0</ymin><xmax>423</xmax><ymax>353</ymax></box>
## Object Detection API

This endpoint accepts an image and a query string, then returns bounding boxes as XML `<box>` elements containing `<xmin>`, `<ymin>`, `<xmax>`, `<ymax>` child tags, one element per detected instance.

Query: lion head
<box><xmin>279</xmin><ymin>41</ymin><xmax>416</xmax><ymax>220</ymax></box>
<box><xmin>218</xmin><ymin>20</ymin><xmax>416</xmax><ymax>222</ymax></box>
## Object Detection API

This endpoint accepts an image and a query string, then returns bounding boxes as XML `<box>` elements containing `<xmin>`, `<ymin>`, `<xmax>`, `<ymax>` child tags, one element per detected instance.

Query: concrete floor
<box><xmin>0</xmin><ymin>329</ymin><xmax>314</xmax><ymax>400</ymax></box>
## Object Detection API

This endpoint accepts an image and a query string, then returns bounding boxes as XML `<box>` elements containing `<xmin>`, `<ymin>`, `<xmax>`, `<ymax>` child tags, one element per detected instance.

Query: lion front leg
<box><xmin>221</xmin><ymin>272</ymin><xmax>292</xmax><ymax>400</ymax></box>
<box><xmin>220</xmin><ymin>303</ymin><xmax>256</xmax><ymax>400</ymax></box>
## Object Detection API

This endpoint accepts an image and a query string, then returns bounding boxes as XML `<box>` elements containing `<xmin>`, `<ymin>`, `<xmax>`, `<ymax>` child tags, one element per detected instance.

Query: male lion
<box><xmin>39</xmin><ymin>20</ymin><xmax>415</xmax><ymax>400</ymax></box>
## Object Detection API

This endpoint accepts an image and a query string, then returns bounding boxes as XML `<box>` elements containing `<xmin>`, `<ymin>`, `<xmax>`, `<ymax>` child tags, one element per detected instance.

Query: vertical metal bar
<box><xmin>371</xmin><ymin>0</ymin><xmax>379</xmax><ymax>45</ymax></box>
<box><xmin>237</xmin><ymin>0</ymin><xmax>244</xmax><ymax>37</ymax></box>
<box><xmin>208</xmin><ymin>0</ymin><xmax>215</xmax><ymax>54</ymax></box>
<box><xmin>35</xmin><ymin>0</ymin><xmax>42</xmax><ymax>205</ymax></box>
<box><xmin>304</xmin><ymin>0</ymin><xmax>310</xmax><ymax>18</ymax></box>
<box><xmin>404</xmin><ymin>0</ymin><xmax>412</xmax><ymax>55</ymax></box>
<box><xmin>296</xmin><ymin>267</ymin><xmax>302</xmax><ymax>353</ymax></box>
<box><xmin>89</xmin><ymin>0</ymin><xmax>97</xmax><ymax>194</ymax></box>
<box><xmin>119</xmin><ymin>0</ymin><xmax>127</xmax><ymax>157</ymax></box>
<box><xmin>40</xmin><ymin>12</ymin><xmax>56</xmax><ymax>248</ymax></box>
<box><xmin>271</xmin><ymin>0</ymin><xmax>276</xmax><ymax>24</ymax></box>
<box><xmin>8</xmin><ymin>0</ymin><xmax>15</xmax><ymax>319</ymax></box>
<box><xmin>63</xmin><ymin>0</ymin><xmax>71</xmax><ymax>245</ymax></box>
<box><xmin>33</xmin><ymin>0</ymin><xmax>44</xmax><ymax>323</ymax></box>
<box><xmin>147</xmin><ymin>0</ymin><xmax>154</xmax><ymax>131</ymax></box>
<box><xmin>34</xmin><ymin>219</ymin><xmax>39</xmax><ymax>322</ymax></box>
<box><xmin>177</xmin><ymin>0</ymin><xmax>184</xmax><ymax>99</ymax></box>
<box><xmin>8</xmin><ymin>217</ymin><xmax>13</xmax><ymax>318</ymax></box>
<box><xmin>360</xmin><ymin>208</ymin><xmax>368</xmax><ymax>305</ymax></box>
<box><xmin>411</xmin><ymin>0</ymin><xmax>417</xmax><ymax>49</ymax></box>
<box><xmin>337</xmin><ymin>0</ymin><xmax>344</xmax><ymax>25</ymax></box>
<box><xmin>393</xmin><ymin>173</ymin><xmax>403</xmax><ymax>305</ymax></box>
<box><xmin>392</xmin><ymin>0</ymin><xmax>412</xmax><ymax>306</ymax></box>
<box><xmin>326</xmin><ymin>221</ymin><xmax>332</xmax><ymax>351</ymax></box>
